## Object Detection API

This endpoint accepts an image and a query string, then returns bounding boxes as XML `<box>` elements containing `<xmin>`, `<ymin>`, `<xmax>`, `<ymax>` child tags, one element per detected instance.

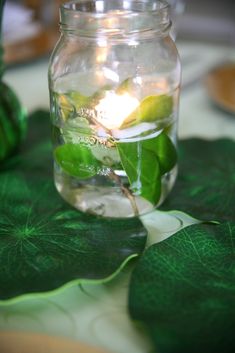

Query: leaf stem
<box><xmin>84</xmin><ymin>114</ymin><xmax>139</xmax><ymax>216</ymax></box>
<box><xmin>108</xmin><ymin>170</ymin><xmax>139</xmax><ymax>217</ymax></box>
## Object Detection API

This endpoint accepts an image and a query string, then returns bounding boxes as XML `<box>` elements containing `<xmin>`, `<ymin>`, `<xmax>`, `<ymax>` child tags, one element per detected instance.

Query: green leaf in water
<box><xmin>56</xmin><ymin>86</ymin><xmax>111</xmax><ymax>122</ymax></box>
<box><xmin>54</xmin><ymin>143</ymin><xmax>101</xmax><ymax>179</ymax></box>
<box><xmin>121</xmin><ymin>94</ymin><xmax>173</xmax><ymax>129</ymax></box>
<box><xmin>143</xmin><ymin>132</ymin><xmax>177</xmax><ymax>175</ymax></box>
<box><xmin>118</xmin><ymin>139</ymin><xmax>161</xmax><ymax>205</ymax></box>
<box><xmin>117</xmin><ymin>132</ymin><xmax>177</xmax><ymax>205</ymax></box>
<box><xmin>129</xmin><ymin>222</ymin><xmax>235</xmax><ymax>353</ymax></box>
<box><xmin>91</xmin><ymin>144</ymin><xmax>120</xmax><ymax>167</ymax></box>
<box><xmin>66</xmin><ymin>85</ymin><xmax>112</xmax><ymax>110</ymax></box>
<box><xmin>67</xmin><ymin>91</ymin><xmax>91</xmax><ymax>109</ymax></box>
<box><xmin>115</xmin><ymin>78</ymin><xmax>133</xmax><ymax>95</ymax></box>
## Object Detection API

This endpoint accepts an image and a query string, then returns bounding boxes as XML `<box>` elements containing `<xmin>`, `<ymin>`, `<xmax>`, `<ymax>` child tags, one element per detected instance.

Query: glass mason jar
<box><xmin>48</xmin><ymin>0</ymin><xmax>181</xmax><ymax>218</ymax></box>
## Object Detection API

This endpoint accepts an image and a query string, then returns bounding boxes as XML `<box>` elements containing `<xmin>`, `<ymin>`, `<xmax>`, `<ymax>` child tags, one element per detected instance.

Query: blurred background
<box><xmin>2</xmin><ymin>0</ymin><xmax>235</xmax><ymax>138</ymax></box>
<box><xmin>177</xmin><ymin>0</ymin><xmax>235</xmax><ymax>44</ymax></box>
<box><xmin>3</xmin><ymin>0</ymin><xmax>64</xmax><ymax>64</ymax></box>
<box><xmin>2</xmin><ymin>0</ymin><xmax>235</xmax><ymax>65</ymax></box>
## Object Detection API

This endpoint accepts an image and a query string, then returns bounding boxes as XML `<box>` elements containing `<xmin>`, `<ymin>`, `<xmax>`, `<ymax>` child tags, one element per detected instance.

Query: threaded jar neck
<box><xmin>60</xmin><ymin>0</ymin><xmax>171</xmax><ymax>39</ymax></box>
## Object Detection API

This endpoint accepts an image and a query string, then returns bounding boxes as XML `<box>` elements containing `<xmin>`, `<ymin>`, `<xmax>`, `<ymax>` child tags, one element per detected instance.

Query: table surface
<box><xmin>1</xmin><ymin>39</ymin><xmax>235</xmax><ymax>353</ymax></box>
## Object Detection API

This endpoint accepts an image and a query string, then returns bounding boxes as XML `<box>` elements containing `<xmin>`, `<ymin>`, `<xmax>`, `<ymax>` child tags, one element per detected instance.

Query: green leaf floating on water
<box><xmin>62</xmin><ymin>85</ymin><xmax>112</xmax><ymax>111</ymax></box>
<box><xmin>129</xmin><ymin>222</ymin><xmax>235</xmax><ymax>353</ymax></box>
<box><xmin>54</xmin><ymin>143</ymin><xmax>101</xmax><ymax>179</ymax></box>
<box><xmin>121</xmin><ymin>94</ymin><xmax>173</xmax><ymax>129</ymax></box>
<box><xmin>115</xmin><ymin>77</ymin><xmax>133</xmax><ymax>95</ymax></box>
<box><xmin>118</xmin><ymin>132</ymin><xmax>177</xmax><ymax>205</ymax></box>
<box><xmin>55</xmin><ymin>86</ymin><xmax>110</xmax><ymax>121</ymax></box>
<box><xmin>161</xmin><ymin>138</ymin><xmax>235</xmax><ymax>221</ymax></box>
<box><xmin>67</xmin><ymin>91</ymin><xmax>91</xmax><ymax>109</ymax></box>
<box><xmin>0</xmin><ymin>111</ymin><xmax>147</xmax><ymax>302</ymax></box>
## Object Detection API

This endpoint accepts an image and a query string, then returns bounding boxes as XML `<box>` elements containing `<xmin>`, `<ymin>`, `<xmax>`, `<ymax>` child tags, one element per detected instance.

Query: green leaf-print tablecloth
<box><xmin>160</xmin><ymin>138</ymin><xmax>235</xmax><ymax>222</ymax></box>
<box><xmin>129</xmin><ymin>223</ymin><xmax>235</xmax><ymax>353</ymax></box>
<box><xmin>0</xmin><ymin>111</ymin><xmax>147</xmax><ymax>302</ymax></box>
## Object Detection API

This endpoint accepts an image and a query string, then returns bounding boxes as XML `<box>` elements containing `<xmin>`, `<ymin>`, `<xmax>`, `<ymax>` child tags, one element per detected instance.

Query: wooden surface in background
<box><xmin>3</xmin><ymin>28</ymin><xmax>59</xmax><ymax>65</ymax></box>
<box><xmin>0</xmin><ymin>331</ymin><xmax>111</xmax><ymax>353</ymax></box>
<box><xmin>205</xmin><ymin>62</ymin><xmax>235</xmax><ymax>114</ymax></box>
<box><xmin>3</xmin><ymin>1</ymin><xmax>64</xmax><ymax>65</ymax></box>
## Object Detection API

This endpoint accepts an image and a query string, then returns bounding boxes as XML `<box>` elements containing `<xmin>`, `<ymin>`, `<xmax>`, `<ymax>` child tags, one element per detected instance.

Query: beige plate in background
<box><xmin>0</xmin><ymin>331</ymin><xmax>111</xmax><ymax>353</ymax></box>
<box><xmin>204</xmin><ymin>62</ymin><xmax>235</xmax><ymax>114</ymax></box>
<box><xmin>3</xmin><ymin>28</ymin><xmax>59</xmax><ymax>65</ymax></box>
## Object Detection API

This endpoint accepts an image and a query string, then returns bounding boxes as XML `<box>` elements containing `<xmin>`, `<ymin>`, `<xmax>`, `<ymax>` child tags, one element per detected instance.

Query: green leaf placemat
<box><xmin>129</xmin><ymin>222</ymin><xmax>235</xmax><ymax>353</ymax></box>
<box><xmin>161</xmin><ymin>138</ymin><xmax>235</xmax><ymax>222</ymax></box>
<box><xmin>0</xmin><ymin>111</ymin><xmax>147</xmax><ymax>303</ymax></box>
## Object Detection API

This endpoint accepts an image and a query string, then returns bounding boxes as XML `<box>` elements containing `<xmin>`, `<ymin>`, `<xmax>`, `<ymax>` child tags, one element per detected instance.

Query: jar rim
<box><xmin>60</xmin><ymin>0</ymin><xmax>171</xmax><ymax>38</ymax></box>
<box><xmin>61</xmin><ymin>0</ymin><xmax>170</xmax><ymax>17</ymax></box>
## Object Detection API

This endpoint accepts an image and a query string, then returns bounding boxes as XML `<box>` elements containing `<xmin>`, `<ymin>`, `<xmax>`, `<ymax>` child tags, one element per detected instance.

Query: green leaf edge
<box><xmin>167</xmin><ymin>209</ymin><xmax>221</xmax><ymax>225</ymax></box>
<box><xmin>0</xmin><ymin>253</ymin><xmax>139</xmax><ymax>306</ymax></box>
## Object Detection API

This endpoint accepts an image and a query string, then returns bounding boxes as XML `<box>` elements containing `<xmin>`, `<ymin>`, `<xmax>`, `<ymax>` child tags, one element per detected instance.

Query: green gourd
<box><xmin>0</xmin><ymin>0</ymin><xmax>27</xmax><ymax>162</ymax></box>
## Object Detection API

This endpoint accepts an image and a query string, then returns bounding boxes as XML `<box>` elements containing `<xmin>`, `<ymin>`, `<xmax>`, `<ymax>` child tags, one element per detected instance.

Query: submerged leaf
<box><xmin>118</xmin><ymin>139</ymin><xmax>161</xmax><ymax>205</ymax></box>
<box><xmin>129</xmin><ymin>222</ymin><xmax>235</xmax><ymax>353</ymax></box>
<box><xmin>143</xmin><ymin>132</ymin><xmax>177</xmax><ymax>175</ymax></box>
<box><xmin>117</xmin><ymin>132</ymin><xmax>177</xmax><ymax>205</ymax></box>
<box><xmin>115</xmin><ymin>77</ymin><xmax>133</xmax><ymax>95</ymax></box>
<box><xmin>67</xmin><ymin>91</ymin><xmax>91</xmax><ymax>109</ymax></box>
<box><xmin>55</xmin><ymin>143</ymin><xmax>101</xmax><ymax>178</ymax></box>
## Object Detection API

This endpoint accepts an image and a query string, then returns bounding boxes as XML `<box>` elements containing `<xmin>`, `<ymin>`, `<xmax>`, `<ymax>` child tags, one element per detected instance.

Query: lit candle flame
<box><xmin>95</xmin><ymin>91</ymin><xmax>139</xmax><ymax>130</ymax></box>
